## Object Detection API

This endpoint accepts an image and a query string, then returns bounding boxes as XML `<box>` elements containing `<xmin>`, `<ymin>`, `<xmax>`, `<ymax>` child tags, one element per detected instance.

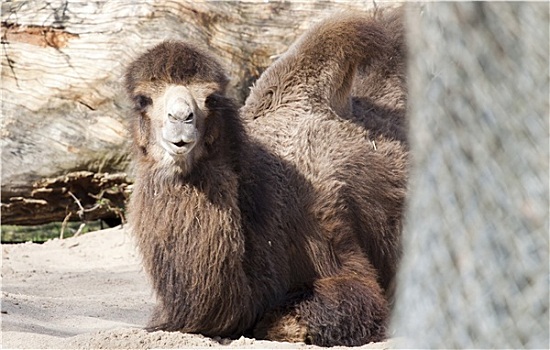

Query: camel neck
<box><xmin>130</xmin><ymin>161</ymin><xmax>254</xmax><ymax>335</ymax></box>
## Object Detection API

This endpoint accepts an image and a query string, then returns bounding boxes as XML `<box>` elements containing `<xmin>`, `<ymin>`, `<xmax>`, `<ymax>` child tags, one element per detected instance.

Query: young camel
<box><xmin>124</xmin><ymin>8</ymin><xmax>407</xmax><ymax>347</ymax></box>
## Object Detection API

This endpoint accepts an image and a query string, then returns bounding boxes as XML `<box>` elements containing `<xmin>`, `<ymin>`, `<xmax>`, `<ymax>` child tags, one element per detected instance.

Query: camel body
<box><xmin>126</xmin><ymin>8</ymin><xmax>407</xmax><ymax>346</ymax></box>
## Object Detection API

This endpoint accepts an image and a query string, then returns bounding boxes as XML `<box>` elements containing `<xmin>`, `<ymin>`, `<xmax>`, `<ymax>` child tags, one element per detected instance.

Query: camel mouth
<box><xmin>173</xmin><ymin>140</ymin><xmax>189</xmax><ymax>148</ymax></box>
<box><xmin>162</xmin><ymin>139</ymin><xmax>196</xmax><ymax>156</ymax></box>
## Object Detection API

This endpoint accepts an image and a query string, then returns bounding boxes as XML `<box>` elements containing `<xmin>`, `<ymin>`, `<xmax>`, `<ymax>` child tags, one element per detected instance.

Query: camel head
<box><xmin>125</xmin><ymin>41</ymin><xmax>229</xmax><ymax>175</ymax></box>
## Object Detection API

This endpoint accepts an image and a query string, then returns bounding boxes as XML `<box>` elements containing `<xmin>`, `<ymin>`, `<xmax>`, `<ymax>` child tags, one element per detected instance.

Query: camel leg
<box><xmin>254</xmin><ymin>275</ymin><xmax>388</xmax><ymax>346</ymax></box>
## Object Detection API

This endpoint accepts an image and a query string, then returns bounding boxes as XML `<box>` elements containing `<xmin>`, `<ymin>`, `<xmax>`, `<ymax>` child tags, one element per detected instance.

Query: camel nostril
<box><xmin>167</xmin><ymin>112</ymin><xmax>194</xmax><ymax>122</ymax></box>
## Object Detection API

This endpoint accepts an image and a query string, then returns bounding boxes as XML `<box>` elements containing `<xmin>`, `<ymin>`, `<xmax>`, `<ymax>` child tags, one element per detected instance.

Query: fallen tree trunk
<box><xmin>2</xmin><ymin>171</ymin><xmax>131</xmax><ymax>226</ymax></box>
<box><xmin>1</xmin><ymin>0</ymin><xmax>388</xmax><ymax>225</ymax></box>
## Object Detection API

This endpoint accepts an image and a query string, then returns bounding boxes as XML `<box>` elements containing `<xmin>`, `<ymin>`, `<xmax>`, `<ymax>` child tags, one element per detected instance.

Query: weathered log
<box><xmin>1</xmin><ymin>171</ymin><xmax>131</xmax><ymax>225</ymax></box>
<box><xmin>1</xmin><ymin>0</ymin><xmax>392</xmax><ymax>225</ymax></box>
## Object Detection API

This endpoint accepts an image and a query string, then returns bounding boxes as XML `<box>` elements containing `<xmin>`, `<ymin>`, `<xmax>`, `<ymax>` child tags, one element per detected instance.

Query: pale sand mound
<box><xmin>1</xmin><ymin>227</ymin><xmax>392</xmax><ymax>349</ymax></box>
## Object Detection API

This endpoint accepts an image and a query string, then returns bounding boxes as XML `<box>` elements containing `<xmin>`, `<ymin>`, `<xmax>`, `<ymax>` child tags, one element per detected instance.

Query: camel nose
<box><xmin>167</xmin><ymin>95</ymin><xmax>195</xmax><ymax>123</ymax></box>
<box><xmin>168</xmin><ymin>111</ymin><xmax>194</xmax><ymax>123</ymax></box>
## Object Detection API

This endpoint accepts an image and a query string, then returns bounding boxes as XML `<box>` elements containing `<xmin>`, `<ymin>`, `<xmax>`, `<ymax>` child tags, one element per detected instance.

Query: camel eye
<box><xmin>135</xmin><ymin>95</ymin><xmax>152</xmax><ymax>111</ymax></box>
<box><xmin>204</xmin><ymin>93</ymin><xmax>218</xmax><ymax>107</ymax></box>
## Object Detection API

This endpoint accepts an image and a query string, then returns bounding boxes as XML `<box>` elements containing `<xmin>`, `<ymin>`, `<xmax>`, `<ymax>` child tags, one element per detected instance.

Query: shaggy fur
<box><xmin>125</xmin><ymin>7</ymin><xmax>407</xmax><ymax>347</ymax></box>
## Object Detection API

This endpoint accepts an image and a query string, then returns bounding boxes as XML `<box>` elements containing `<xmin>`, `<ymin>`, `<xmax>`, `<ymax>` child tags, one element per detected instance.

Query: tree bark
<box><xmin>392</xmin><ymin>3</ymin><xmax>549</xmax><ymax>348</ymax></box>
<box><xmin>1</xmin><ymin>0</ymin><xmax>386</xmax><ymax>225</ymax></box>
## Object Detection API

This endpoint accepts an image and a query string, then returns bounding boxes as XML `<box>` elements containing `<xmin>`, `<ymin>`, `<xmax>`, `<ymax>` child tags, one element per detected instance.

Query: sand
<box><xmin>1</xmin><ymin>227</ymin><xmax>392</xmax><ymax>349</ymax></box>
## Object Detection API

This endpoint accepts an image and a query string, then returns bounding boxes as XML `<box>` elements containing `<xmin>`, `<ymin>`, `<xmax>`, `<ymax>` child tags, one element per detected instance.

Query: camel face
<box><xmin>124</xmin><ymin>40</ymin><xmax>229</xmax><ymax>175</ymax></box>
<box><xmin>140</xmin><ymin>82</ymin><xmax>220</xmax><ymax>173</ymax></box>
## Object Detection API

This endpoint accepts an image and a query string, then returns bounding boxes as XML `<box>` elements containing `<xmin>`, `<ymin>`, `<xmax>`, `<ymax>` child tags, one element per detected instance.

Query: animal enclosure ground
<box><xmin>1</xmin><ymin>227</ymin><xmax>393</xmax><ymax>349</ymax></box>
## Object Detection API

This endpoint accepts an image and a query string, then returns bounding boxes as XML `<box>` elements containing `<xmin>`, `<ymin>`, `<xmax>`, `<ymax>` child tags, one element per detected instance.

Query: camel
<box><xmin>124</xmin><ymin>7</ymin><xmax>407</xmax><ymax>346</ymax></box>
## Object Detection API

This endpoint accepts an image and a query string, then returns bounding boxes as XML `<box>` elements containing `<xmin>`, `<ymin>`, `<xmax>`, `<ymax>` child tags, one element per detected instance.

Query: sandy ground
<box><xmin>1</xmin><ymin>227</ymin><xmax>393</xmax><ymax>349</ymax></box>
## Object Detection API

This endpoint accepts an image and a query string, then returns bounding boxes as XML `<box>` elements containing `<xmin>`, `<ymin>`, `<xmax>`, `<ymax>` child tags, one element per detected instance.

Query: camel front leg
<box><xmin>254</xmin><ymin>275</ymin><xmax>388</xmax><ymax>346</ymax></box>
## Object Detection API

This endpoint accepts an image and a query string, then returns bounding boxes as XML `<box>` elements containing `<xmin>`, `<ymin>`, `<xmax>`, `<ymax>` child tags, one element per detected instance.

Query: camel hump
<box><xmin>244</xmin><ymin>8</ymin><xmax>401</xmax><ymax>119</ymax></box>
<box><xmin>288</xmin><ymin>10</ymin><xmax>394</xmax><ymax>114</ymax></box>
